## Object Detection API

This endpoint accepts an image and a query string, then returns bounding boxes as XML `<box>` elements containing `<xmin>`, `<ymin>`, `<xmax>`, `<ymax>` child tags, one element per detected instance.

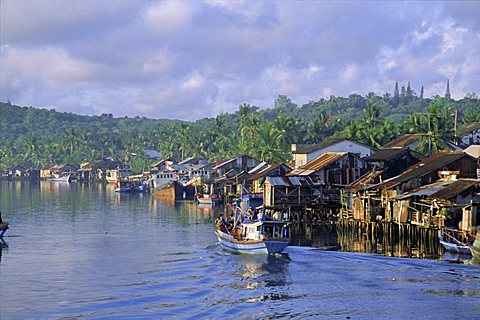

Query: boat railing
<box><xmin>440</xmin><ymin>228</ymin><xmax>470</xmax><ymax>246</ymax></box>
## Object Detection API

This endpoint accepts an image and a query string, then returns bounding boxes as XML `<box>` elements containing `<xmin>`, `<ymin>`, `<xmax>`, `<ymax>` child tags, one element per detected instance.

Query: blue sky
<box><xmin>1</xmin><ymin>1</ymin><xmax>479</xmax><ymax>120</ymax></box>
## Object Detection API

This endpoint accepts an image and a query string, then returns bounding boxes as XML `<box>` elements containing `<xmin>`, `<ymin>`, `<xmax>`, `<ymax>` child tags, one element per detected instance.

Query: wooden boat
<box><xmin>196</xmin><ymin>193</ymin><xmax>220</xmax><ymax>205</ymax></box>
<box><xmin>51</xmin><ymin>173</ymin><xmax>71</xmax><ymax>182</ymax></box>
<box><xmin>469</xmin><ymin>231</ymin><xmax>480</xmax><ymax>259</ymax></box>
<box><xmin>215</xmin><ymin>198</ymin><xmax>290</xmax><ymax>255</ymax></box>
<box><xmin>439</xmin><ymin>228</ymin><xmax>471</xmax><ymax>255</ymax></box>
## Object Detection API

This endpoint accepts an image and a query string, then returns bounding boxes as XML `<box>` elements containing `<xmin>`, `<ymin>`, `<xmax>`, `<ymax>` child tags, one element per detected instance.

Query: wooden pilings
<box><xmin>291</xmin><ymin>215</ymin><xmax>442</xmax><ymax>258</ymax></box>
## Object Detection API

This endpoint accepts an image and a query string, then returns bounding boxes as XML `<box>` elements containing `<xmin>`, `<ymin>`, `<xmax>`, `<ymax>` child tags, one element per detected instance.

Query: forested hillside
<box><xmin>1</xmin><ymin>85</ymin><xmax>479</xmax><ymax>173</ymax></box>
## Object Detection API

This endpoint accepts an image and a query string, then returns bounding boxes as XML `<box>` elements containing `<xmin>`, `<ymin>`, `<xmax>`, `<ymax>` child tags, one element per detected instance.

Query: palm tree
<box><xmin>254</xmin><ymin>122</ymin><xmax>288</xmax><ymax>163</ymax></box>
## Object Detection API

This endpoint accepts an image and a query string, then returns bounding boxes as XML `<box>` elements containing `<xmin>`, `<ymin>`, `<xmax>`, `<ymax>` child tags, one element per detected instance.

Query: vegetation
<box><xmin>1</xmin><ymin>83</ymin><xmax>479</xmax><ymax>173</ymax></box>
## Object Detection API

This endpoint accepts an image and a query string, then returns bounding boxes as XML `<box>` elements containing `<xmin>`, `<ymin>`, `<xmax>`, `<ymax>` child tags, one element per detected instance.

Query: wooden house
<box><xmin>287</xmin><ymin>152</ymin><xmax>370</xmax><ymax>187</ymax></box>
<box><xmin>214</xmin><ymin>169</ymin><xmax>249</xmax><ymax>198</ymax></box>
<box><xmin>40</xmin><ymin>164</ymin><xmax>78</xmax><ymax>179</ymax></box>
<box><xmin>384</xmin><ymin>134</ymin><xmax>462</xmax><ymax>155</ymax></box>
<box><xmin>358</xmin><ymin>151</ymin><xmax>480</xmax><ymax>223</ymax></box>
<box><xmin>150</xmin><ymin>157</ymin><xmax>176</xmax><ymax>173</ymax></box>
<box><xmin>80</xmin><ymin>159</ymin><xmax>122</xmax><ymax>181</ymax></box>
<box><xmin>291</xmin><ymin>138</ymin><xmax>376</xmax><ymax>168</ymax></box>
<box><xmin>364</xmin><ymin>148</ymin><xmax>424</xmax><ymax>179</ymax></box>
<box><xmin>247</xmin><ymin>163</ymin><xmax>292</xmax><ymax>193</ymax></box>
<box><xmin>262</xmin><ymin>176</ymin><xmax>318</xmax><ymax>209</ymax></box>
<box><xmin>212</xmin><ymin>155</ymin><xmax>261</xmax><ymax>177</ymax></box>
<box><xmin>464</xmin><ymin>145</ymin><xmax>480</xmax><ymax>159</ymax></box>
<box><xmin>5</xmin><ymin>166</ymin><xmax>39</xmax><ymax>180</ymax></box>
<box><xmin>395</xmin><ymin>178</ymin><xmax>480</xmax><ymax>231</ymax></box>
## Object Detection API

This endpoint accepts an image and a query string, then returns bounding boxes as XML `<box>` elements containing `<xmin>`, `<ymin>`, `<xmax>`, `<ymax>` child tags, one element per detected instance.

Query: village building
<box><xmin>287</xmin><ymin>152</ymin><xmax>371</xmax><ymax>187</ymax></box>
<box><xmin>150</xmin><ymin>157</ymin><xmax>176</xmax><ymax>173</ymax></box>
<box><xmin>246</xmin><ymin>163</ymin><xmax>292</xmax><ymax>193</ymax></box>
<box><xmin>212</xmin><ymin>155</ymin><xmax>262</xmax><ymax>198</ymax></box>
<box><xmin>3</xmin><ymin>166</ymin><xmax>40</xmax><ymax>181</ymax></box>
<box><xmin>364</xmin><ymin>148</ymin><xmax>424</xmax><ymax>179</ymax></box>
<box><xmin>348</xmin><ymin>151</ymin><xmax>480</xmax><ymax>224</ymax></box>
<box><xmin>384</xmin><ymin>133</ymin><xmax>462</xmax><ymax>155</ymax></box>
<box><xmin>464</xmin><ymin>145</ymin><xmax>480</xmax><ymax>161</ymax></box>
<box><xmin>79</xmin><ymin>159</ymin><xmax>123</xmax><ymax>181</ymax></box>
<box><xmin>291</xmin><ymin>138</ymin><xmax>376</xmax><ymax>168</ymax></box>
<box><xmin>40</xmin><ymin>164</ymin><xmax>78</xmax><ymax>180</ymax></box>
<box><xmin>395</xmin><ymin>178</ymin><xmax>480</xmax><ymax>232</ymax></box>
<box><xmin>457</xmin><ymin>121</ymin><xmax>480</xmax><ymax>147</ymax></box>
<box><xmin>262</xmin><ymin>176</ymin><xmax>319</xmax><ymax>210</ymax></box>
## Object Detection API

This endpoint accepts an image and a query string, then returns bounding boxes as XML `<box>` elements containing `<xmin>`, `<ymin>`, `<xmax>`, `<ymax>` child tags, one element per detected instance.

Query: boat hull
<box><xmin>440</xmin><ymin>240</ymin><xmax>471</xmax><ymax>255</ymax></box>
<box><xmin>215</xmin><ymin>230</ymin><xmax>288</xmax><ymax>254</ymax></box>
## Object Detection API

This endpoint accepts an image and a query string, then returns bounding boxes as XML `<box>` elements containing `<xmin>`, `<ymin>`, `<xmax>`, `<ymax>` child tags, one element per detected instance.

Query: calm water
<box><xmin>0</xmin><ymin>181</ymin><xmax>479</xmax><ymax>319</ymax></box>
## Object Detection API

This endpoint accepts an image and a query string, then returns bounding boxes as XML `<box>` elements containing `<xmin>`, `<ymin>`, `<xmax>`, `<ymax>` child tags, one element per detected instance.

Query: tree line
<box><xmin>1</xmin><ymin>84</ymin><xmax>479</xmax><ymax>173</ymax></box>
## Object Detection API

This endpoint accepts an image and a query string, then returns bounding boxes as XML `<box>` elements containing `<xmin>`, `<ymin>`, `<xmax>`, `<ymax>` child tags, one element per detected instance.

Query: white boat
<box><xmin>439</xmin><ymin>228</ymin><xmax>471</xmax><ymax>255</ymax></box>
<box><xmin>50</xmin><ymin>174</ymin><xmax>71</xmax><ymax>182</ymax></box>
<box><xmin>215</xmin><ymin>198</ymin><xmax>290</xmax><ymax>255</ymax></box>
<box><xmin>197</xmin><ymin>193</ymin><xmax>220</xmax><ymax>205</ymax></box>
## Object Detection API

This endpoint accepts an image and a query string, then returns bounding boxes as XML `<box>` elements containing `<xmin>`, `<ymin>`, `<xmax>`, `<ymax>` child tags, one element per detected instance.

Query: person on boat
<box><xmin>215</xmin><ymin>214</ymin><xmax>223</xmax><ymax>229</ymax></box>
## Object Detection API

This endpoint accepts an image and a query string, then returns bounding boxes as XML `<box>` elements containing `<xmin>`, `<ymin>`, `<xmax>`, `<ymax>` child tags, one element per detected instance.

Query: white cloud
<box><xmin>143</xmin><ymin>1</ymin><xmax>195</xmax><ymax>36</ymax></box>
<box><xmin>1</xmin><ymin>1</ymin><xmax>479</xmax><ymax>120</ymax></box>
<box><xmin>339</xmin><ymin>64</ymin><xmax>359</xmax><ymax>85</ymax></box>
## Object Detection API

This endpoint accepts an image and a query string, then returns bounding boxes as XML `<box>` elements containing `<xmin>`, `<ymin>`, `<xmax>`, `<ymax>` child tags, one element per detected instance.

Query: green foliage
<box><xmin>1</xmin><ymin>87</ymin><xmax>479</xmax><ymax>171</ymax></box>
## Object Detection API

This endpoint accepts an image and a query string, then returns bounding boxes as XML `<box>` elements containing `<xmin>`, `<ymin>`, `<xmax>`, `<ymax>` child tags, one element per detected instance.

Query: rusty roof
<box><xmin>397</xmin><ymin>179</ymin><xmax>480</xmax><ymax>200</ymax></box>
<box><xmin>374</xmin><ymin>151</ymin><xmax>467</xmax><ymax>189</ymax></box>
<box><xmin>287</xmin><ymin>152</ymin><xmax>347</xmax><ymax>176</ymax></box>
<box><xmin>265</xmin><ymin>176</ymin><xmax>316</xmax><ymax>187</ymax></box>
<box><xmin>383</xmin><ymin>134</ymin><xmax>423</xmax><ymax>148</ymax></box>
<box><xmin>349</xmin><ymin>170</ymin><xmax>384</xmax><ymax>192</ymax></box>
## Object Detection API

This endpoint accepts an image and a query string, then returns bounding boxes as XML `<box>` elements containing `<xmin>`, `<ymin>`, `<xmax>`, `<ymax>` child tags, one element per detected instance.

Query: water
<box><xmin>0</xmin><ymin>181</ymin><xmax>479</xmax><ymax>319</ymax></box>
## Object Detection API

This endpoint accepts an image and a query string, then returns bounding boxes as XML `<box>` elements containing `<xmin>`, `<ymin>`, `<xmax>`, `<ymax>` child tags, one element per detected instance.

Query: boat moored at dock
<box><xmin>439</xmin><ymin>228</ymin><xmax>472</xmax><ymax>255</ymax></box>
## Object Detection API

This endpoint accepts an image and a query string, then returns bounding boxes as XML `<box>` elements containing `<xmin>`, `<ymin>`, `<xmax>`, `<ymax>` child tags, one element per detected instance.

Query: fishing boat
<box><xmin>215</xmin><ymin>196</ymin><xmax>290</xmax><ymax>254</ymax></box>
<box><xmin>439</xmin><ymin>228</ymin><xmax>471</xmax><ymax>255</ymax></box>
<box><xmin>196</xmin><ymin>193</ymin><xmax>220</xmax><ymax>205</ymax></box>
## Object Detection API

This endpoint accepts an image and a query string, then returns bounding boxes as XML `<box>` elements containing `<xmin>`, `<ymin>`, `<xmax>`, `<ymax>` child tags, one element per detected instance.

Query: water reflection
<box><xmin>0</xmin><ymin>239</ymin><xmax>8</xmax><ymax>263</ymax></box>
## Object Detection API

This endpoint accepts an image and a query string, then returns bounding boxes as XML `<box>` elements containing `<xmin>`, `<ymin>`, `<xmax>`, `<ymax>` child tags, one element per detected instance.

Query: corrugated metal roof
<box><xmin>265</xmin><ymin>176</ymin><xmax>315</xmax><ymax>187</ymax></box>
<box><xmin>247</xmin><ymin>163</ymin><xmax>291</xmax><ymax>181</ymax></box>
<box><xmin>287</xmin><ymin>152</ymin><xmax>347</xmax><ymax>176</ymax></box>
<box><xmin>375</xmin><ymin>151</ymin><xmax>467</xmax><ymax>190</ymax></box>
<box><xmin>397</xmin><ymin>179</ymin><xmax>480</xmax><ymax>200</ymax></box>
<box><xmin>349</xmin><ymin>170</ymin><xmax>384</xmax><ymax>192</ymax></box>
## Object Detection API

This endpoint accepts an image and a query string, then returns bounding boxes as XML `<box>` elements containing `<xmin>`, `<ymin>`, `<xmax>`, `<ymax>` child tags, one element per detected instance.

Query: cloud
<box><xmin>1</xmin><ymin>1</ymin><xmax>479</xmax><ymax>120</ymax></box>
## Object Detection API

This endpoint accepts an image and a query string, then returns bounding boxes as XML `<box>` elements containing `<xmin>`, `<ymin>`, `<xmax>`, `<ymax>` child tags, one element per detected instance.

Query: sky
<box><xmin>1</xmin><ymin>1</ymin><xmax>479</xmax><ymax>121</ymax></box>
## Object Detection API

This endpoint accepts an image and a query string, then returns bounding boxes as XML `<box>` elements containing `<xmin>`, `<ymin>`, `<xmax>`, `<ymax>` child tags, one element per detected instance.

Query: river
<box><xmin>0</xmin><ymin>181</ymin><xmax>479</xmax><ymax>319</ymax></box>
